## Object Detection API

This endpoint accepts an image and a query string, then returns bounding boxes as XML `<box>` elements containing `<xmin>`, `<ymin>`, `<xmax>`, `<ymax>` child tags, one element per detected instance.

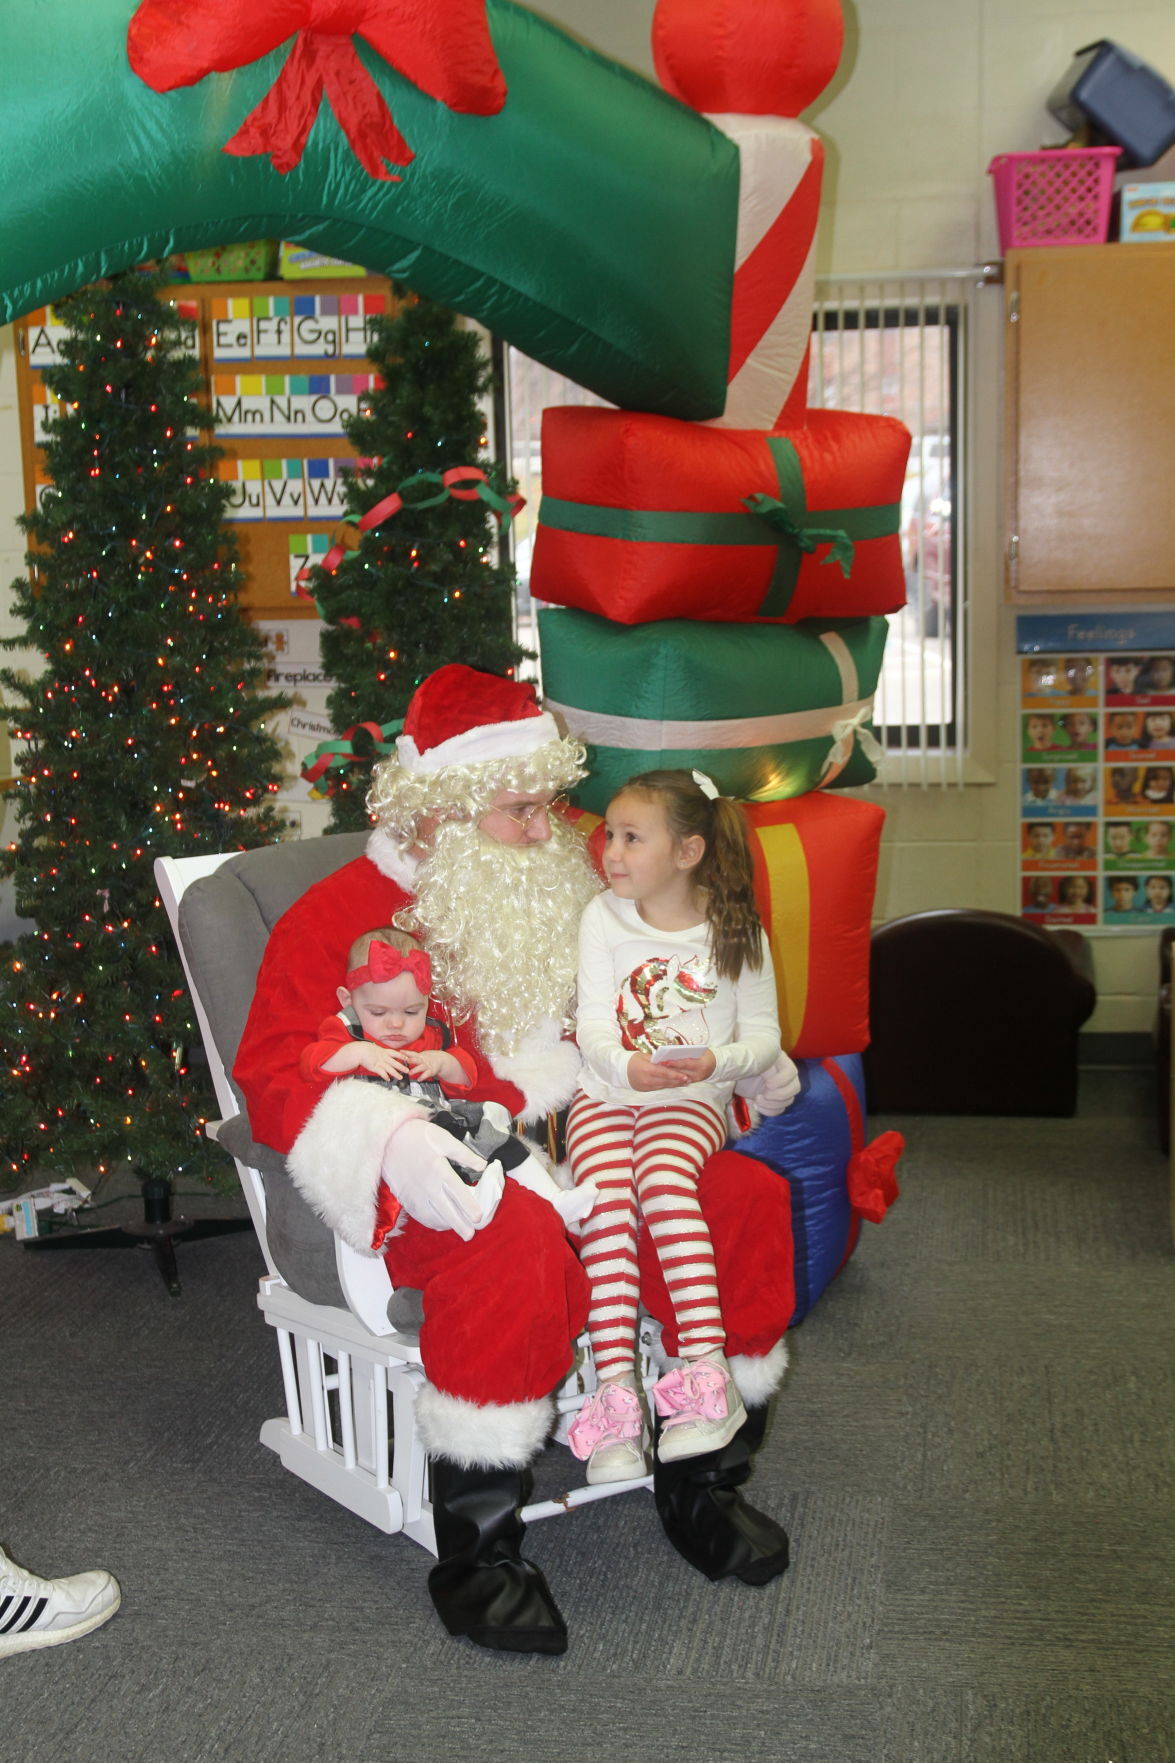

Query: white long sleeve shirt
<box><xmin>574</xmin><ymin>890</ymin><xmax>781</xmax><ymax>1111</ymax></box>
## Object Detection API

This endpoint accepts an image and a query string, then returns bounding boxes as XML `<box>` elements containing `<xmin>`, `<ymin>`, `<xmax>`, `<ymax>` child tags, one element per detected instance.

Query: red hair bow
<box><xmin>846</xmin><ymin>1129</ymin><xmax>903</xmax><ymax>1224</ymax></box>
<box><xmin>127</xmin><ymin>0</ymin><xmax>508</xmax><ymax>181</ymax></box>
<box><xmin>346</xmin><ymin>940</ymin><xmax>431</xmax><ymax>993</ymax></box>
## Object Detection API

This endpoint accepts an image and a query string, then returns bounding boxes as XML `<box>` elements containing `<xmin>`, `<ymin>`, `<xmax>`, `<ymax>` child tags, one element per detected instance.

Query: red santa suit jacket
<box><xmin>233</xmin><ymin>830</ymin><xmax>582</xmax><ymax>1255</ymax></box>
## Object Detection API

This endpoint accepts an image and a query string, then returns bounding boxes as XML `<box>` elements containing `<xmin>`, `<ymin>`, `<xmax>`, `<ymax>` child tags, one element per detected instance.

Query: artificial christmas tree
<box><xmin>308</xmin><ymin>290</ymin><xmax>523</xmax><ymax>830</ymax></box>
<box><xmin>0</xmin><ymin>271</ymin><xmax>288</xmax><ymax>1267</ymax></box>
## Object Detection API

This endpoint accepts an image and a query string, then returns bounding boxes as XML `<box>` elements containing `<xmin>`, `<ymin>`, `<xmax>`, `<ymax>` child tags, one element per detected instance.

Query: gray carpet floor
<box><xmin>3</xmin><ymin>1067</ymin><xmax>1172</xmax><ymax>1763</ymax></box>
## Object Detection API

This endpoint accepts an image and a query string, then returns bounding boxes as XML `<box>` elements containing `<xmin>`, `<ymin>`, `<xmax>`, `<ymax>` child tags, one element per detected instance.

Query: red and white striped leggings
<box><xmin>566</xmin><ymin>1093</ymin><xmax>728</xmax><ymax>1380</ymax></box>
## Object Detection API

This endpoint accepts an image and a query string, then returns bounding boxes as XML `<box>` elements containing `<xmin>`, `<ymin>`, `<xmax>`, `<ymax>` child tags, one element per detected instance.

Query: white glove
<box><xmin>736</xmin><ymin>1051</ymin><xmax>802</xmax><ymax>1117</ymax></box>
<box><xmin>381</xmin><ymin>1118</ymin><xmax>505</xmax><ymax>1242</ymax></box>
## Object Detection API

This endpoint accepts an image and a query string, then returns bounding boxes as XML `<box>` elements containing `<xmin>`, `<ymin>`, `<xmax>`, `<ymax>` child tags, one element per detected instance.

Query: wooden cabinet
<box><xmin>14</xmin><ymin>276</ymin><xmax>395</xmax><ymax>618</ymax></box>
<box><xmin>1003</xmin><ymin>245</ymin><xmax>1175</xmax><ymax>601</ymax></box>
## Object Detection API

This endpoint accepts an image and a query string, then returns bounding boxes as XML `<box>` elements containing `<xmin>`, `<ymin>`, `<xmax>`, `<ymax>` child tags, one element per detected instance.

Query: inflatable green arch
<box><xmin>1</xmin><ymin>1</ymin><xmax>739</xmax><ymax>418</ymax></box>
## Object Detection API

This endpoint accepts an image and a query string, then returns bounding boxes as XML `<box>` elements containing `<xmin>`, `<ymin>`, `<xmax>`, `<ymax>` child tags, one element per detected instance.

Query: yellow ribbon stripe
<box><xmin>754</xmin><ymin>820</ymin><xmax>810</xmax><ymax>1052</ymax></box>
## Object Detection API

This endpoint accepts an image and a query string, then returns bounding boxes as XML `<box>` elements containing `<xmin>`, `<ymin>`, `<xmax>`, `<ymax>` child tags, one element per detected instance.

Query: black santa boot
<box><xmin>652</xmin><ymin>1404</ymin><xmax>790</xmax><ymax>1586</ymax></box>
<box><xmin>427</xmin><ymin>1457</ymin><xmax>568</xmax><ymax>1655</ymax></box>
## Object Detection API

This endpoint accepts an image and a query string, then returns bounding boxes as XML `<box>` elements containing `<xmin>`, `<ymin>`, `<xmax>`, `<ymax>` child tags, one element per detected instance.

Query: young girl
<box><xmin>302</xmin><ymin>928</ymin><xmax>595</xmax><ymax>1231</ymax></box>
<box><xmin>566</xmin><ymin>770</ymin><xmax>782</xmax><ymax>1484</ymax></box>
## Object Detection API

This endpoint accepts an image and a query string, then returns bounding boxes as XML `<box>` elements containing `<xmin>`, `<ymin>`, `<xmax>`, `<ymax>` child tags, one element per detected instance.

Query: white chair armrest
<box><xmin>335</xmin><ymin>1237</ymin><xmax>396</xmax><ymax>1336</ymax></box>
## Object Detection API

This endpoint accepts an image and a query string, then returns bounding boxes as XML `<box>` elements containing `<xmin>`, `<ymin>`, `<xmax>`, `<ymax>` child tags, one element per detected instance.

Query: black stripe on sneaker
<box><xmin>0</xmin><ymin>1594</ymin><xmax>48</xmax><ymax>1633</ymax></box>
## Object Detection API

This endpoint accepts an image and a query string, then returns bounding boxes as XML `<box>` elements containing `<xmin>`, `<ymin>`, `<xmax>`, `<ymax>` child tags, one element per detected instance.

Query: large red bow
<box><xmin>128</xmin><ymin>0</ymin><xmax>508</xmax><ymax>181</ymax></box>
<box><xmin>346</xmin><ymin>940</ymin><xmax>432</xmax><ymax>992</ymax></box>
<box><xmin>846</xmin><ymin>1129</ymin><xmax>903</xmax><ymax>1224</ymax></box>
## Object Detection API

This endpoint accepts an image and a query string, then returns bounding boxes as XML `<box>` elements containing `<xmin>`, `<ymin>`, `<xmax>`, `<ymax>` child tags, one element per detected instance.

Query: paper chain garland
<box><xmin>293</xmin><ymin>464</ymin><xmax>525</xmax><ymax>597</ymax></box>
<box><xmin>301</xmin><ymin>717</ymin><xmax>402</xmax><ymax>787</ymax></box>
<box><xmin>298</xmin><ymin>463</ymin><xmax>524</xmax><ymax>786</ymax></box>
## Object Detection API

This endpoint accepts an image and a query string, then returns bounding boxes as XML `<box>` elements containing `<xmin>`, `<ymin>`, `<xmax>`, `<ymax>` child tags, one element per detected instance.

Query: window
<box><xmin>809</xmin><ymin>274</ymin><xmax>970</xmax><ymax>777</ymax></box>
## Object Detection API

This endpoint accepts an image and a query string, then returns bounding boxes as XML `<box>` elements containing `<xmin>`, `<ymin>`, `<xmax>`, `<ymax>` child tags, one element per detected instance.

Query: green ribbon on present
<box><xmin>748</xmin><ymin>436</ymin><xmax>856</xmax><ymax>617</ymax></box>
<box><xmin>742</xmin><ymin>494</ymin><xmax>854</xmax><ymax>577</ymax></box>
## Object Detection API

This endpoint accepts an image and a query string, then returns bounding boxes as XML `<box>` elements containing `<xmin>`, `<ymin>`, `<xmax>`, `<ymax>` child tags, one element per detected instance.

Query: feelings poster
<box><xmin>1017</xmin><ymin>615</ymin><xmax>1175</xmax><ymax>929</ymax></box>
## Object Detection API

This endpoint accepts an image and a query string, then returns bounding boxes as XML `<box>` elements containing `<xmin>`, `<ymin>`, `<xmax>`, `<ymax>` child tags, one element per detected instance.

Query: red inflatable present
<box><xmin>531</xmin><ymin>405</ymin><xmax>910</xmax><ymax>626</ymax></box>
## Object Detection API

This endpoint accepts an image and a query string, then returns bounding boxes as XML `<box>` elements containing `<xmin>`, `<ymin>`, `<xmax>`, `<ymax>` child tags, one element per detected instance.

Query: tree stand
<box><xmin>22</xmin><ymin>1174</ymin><xmax>251</xmax><ymax>1297</ymax></box>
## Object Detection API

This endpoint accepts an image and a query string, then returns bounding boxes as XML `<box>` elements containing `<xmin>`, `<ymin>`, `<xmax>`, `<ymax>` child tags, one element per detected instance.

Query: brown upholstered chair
<box><xmin>863</xmin><ymin>908</ymin><xmax>1096</xmax><ymax>1117</ymax></box>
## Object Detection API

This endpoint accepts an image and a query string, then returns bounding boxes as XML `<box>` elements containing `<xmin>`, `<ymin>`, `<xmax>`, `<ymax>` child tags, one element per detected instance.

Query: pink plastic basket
<box><xmin>988</xmin><ymin>147</ymin><xmax>1121</xmax><ymax>250</ymax></box>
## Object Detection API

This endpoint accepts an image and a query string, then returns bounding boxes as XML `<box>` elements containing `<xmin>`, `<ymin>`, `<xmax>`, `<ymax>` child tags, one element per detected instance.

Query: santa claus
<box><xmin>234</xmin><ymin>665</ymin><xmax>793</xmax><ymax>1655</ymax></box>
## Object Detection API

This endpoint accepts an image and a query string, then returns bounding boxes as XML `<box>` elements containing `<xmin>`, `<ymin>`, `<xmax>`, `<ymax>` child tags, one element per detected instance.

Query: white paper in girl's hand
<box><xmin>651</xmin><ymin>1044</ymin><xmax>708</xmax><ymax>1063</ymax></box>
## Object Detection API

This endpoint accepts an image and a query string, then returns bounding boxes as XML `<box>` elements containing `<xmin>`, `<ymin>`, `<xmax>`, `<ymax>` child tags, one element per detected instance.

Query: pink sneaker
<box><xmin>652</xmin><ymin>1356</ymin><xmax>747</xmax><ymax>1462</ymax></box>
<box><xmin>567</xmin><ymin>1381</ymin><xmax>648</xmax><ymax>1485</ymax></box>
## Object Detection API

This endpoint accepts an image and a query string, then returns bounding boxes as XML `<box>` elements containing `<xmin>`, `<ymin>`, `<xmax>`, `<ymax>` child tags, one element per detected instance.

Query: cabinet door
<box><xmin>1004</xmin><ymin>245</ymin><xmax>1175</xmax><ymax>599</ymax></box>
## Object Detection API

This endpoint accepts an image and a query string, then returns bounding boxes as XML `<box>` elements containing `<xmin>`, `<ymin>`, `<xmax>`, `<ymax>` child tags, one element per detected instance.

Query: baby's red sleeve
<box><xmin>439</xmin><ymin>1045</ymin><xmax>479</xmax><ymax>1090</ymax></box>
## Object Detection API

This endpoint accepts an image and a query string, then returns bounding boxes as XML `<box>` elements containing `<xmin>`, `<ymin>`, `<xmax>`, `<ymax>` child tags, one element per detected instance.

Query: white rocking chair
<box><xmin>155</xmin><ymin>842</ymin><xmax>652</xmax><ymax>1556</ymax></box>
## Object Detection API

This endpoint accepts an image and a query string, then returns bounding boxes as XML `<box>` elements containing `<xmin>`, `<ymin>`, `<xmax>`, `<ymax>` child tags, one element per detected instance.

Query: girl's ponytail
<box><xmin>698</xmin><ymin>795</ymin><xmax>763</xmax><ymax>980</ymax></box>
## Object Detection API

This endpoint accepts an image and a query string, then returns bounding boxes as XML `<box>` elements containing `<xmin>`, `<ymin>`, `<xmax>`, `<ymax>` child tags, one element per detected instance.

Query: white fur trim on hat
<box><xmin>728</xmin><ymin>1337</ymin><xmax>790</xmax><ymax>1408</ymax></box>
<box><xmin>396</xmin><ymin>711</ymin><xmax>560</xmax><ymax>776</ymax></box>
<box><xmin>287</xmin><ymin>1079</ymin><xmax>427</xmax><ymax>1254</ymax></box>
<box><xmin>490</xmin><ymin>1020</ymin><xmax>582</xmax><ymax>1121</ymax></box>
<box><xmin>416</xmin><ymin>1383</ymin><xmax>554</xmax><ymax>1469</ymax></box>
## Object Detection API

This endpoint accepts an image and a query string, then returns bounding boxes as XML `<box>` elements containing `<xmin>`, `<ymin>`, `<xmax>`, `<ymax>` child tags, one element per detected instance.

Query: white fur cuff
<box><xmin>287</xmin><ymin>1080</ymin><xmax>427</xmax><ymax>1254</ymax></box>
<box><xmin>729</xmin><ymin>1337</ymin><xmax>790</xmax><ymax>1407</ymax></box>
<box><xmin>415</xmin><ymin>1383</ymin><xmax>554</xmax><ymax>1469</ymax></box>
<box><xmin>492</xmin><ymin>1020</ymin><xmax>582</xmax><ymax>1121</ymax></box>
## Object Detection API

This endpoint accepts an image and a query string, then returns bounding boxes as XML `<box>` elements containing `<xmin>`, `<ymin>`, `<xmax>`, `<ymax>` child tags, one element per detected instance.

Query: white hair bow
<box><xmin>691</xmin><ymin>769</ymin><xmax>720</xmax><ymax>800</ymax></box>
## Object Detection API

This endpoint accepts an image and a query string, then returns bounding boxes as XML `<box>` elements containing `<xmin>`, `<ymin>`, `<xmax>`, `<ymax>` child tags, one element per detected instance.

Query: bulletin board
<box><xmin>1017</xmin><ymin>614</ymin><xmax>1175</xmax><ymax>931</ymax></box>
<box><xmin>13</xmin><ymin>278</ymin><xmax>394</xmax><ymax>617</ymax></box>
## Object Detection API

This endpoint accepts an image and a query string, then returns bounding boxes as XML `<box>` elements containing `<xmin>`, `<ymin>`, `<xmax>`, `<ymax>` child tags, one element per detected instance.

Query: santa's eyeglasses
<box><xmin>492</xmin><ymin>793</ymin><xmax>569</xmax><ymax>828</ymax></box>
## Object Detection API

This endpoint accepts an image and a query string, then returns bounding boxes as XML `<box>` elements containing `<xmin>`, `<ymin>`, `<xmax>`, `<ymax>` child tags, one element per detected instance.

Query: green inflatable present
<box><xmin>538</xmin><ymin>608</ymin><xmax>887</xmax><ymax>814</ymax></box>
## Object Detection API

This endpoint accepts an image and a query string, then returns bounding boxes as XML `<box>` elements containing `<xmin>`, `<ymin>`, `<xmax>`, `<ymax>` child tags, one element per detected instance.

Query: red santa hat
<box><xmin>395</xmin><ymin>664</ymin><xmax>560</xmax><ymax>776</ymax></box>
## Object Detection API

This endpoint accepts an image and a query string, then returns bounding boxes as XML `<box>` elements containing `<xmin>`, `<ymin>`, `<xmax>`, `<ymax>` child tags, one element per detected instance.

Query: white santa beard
<box><xmin>400</xmin><ymin>816</ymin><xmax>600</xmax><ymax>1058</ymax></box>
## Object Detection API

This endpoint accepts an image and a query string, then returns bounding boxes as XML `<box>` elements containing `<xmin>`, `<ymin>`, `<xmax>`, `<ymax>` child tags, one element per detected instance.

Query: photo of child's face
<box><xmin>1144</xmin><ymin>712</ymin><xmax>1174</xmax><ymax>744</ymax></box>
<box><xmin>1026</xmin><ymin>714</ymin><xmax>1056</xmax><ymax>750</ymax></box>
<box><xmin>1026</xmin><ymin>877</ymin><xmax>1053</xmax><ymax>909</ymax></box>
<box><xmin>1146</xmin><ymin>875</ymin><xmax>1173</xmax><ymax>910</ymax></box>
<box><xmin>1108</xmin><ymin>712</ymin><xmax>1140</xmax><ymax>745</ymax></box>
<box><xmin>1026</xmin><ymin>659</ymin><xmax>1057</xmax><ymax>693</ymax></box>
<box><xmin>1108</xmin><ymin>877</ymin><xmax>1139</xmax><ymax>910</ymax></box>
<box><xmin>1143</xmin><ymin>767</ymin><xmax>1175</xmax><ymax>803</ymax></box>
<box><xmin>1065</xmin><ymin>657</ymin><xmax>1095</xmax><ymax>695</ymax></box>
<box><xmin>1057</xmin><ymin>875</ymin><xmax>1092</xmax><ymax>907</ymax></box>
<box><xmin>1108</xmin><ymin>658</ymin><xmax>1143</xmax><ymax>694</ymax></box>
<box><xmin>1110</xmin><ymin>768</ymin><xmax>1141</xmax><ymax>802</ymax></box>
<box><xmin>1025</xmin><ymin>767</ymin><xmax>1053</xmax><ymax>799</ymax></box>
<box><xmin>1144</xmin><ymin>655</ymin><xmax>1175</xmax><ymax>692</ymax></box>
<box><xmin>1063</xmin><ymin>768</ymin><xmax>1094</xmax><ymax>799</ymax></box>
<box><xmin>1025</xmin><ymin>823</ymin><xmax>1055</xmax><ymax>856</ymax></box>
<box><xmin>1145</xmin><ymin>821</ymin><xmax>1173</xmax><ymax>857</ymax></box>
<box><xmin>1062</xmin><ymin>712</ymin><xmax>1094</xmax><ymax>743</ymax></box>
<box><xmin>1106</xmin><ymin>823</ymin><xmax>1134</xmax><ymax>856</ymax></box>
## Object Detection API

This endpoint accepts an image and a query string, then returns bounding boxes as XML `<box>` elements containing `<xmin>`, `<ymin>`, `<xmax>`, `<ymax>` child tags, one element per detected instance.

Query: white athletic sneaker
<box><xmin>0</xmin><ymin>1545</ymin><xmax>121</xmax><ymax>1657</ymax></box>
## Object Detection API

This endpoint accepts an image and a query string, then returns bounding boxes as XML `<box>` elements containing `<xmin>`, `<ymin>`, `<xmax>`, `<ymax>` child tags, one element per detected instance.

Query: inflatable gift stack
<box><xmin>0</xmin><ymin>0</ymin><xmax>905</xmax><ymax>1324</ymax></box>
<box><xmin>535</xmin><ymin>0</ymin><xmax>907</xmax><ymax>1321</ymax></box>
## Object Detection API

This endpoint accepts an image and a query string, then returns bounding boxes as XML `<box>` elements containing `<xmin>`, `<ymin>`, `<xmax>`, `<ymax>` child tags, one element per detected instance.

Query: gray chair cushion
<box><xmin>178</xmin><ymin>833</ymin><xmax>369</xmax><ymax>1301</ymax></box>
